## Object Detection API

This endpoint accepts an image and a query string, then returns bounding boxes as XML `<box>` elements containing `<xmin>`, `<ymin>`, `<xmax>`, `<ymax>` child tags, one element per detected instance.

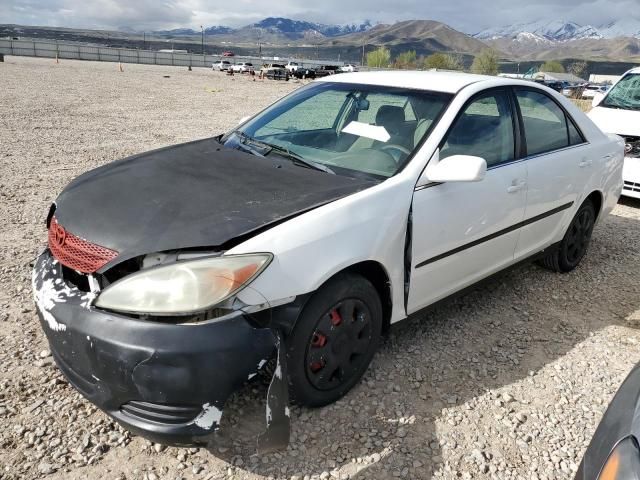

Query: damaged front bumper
<box><xmin>32</xmin><ymin>250</ymin><xmax>289</xmax><ymax>449</ymax></box>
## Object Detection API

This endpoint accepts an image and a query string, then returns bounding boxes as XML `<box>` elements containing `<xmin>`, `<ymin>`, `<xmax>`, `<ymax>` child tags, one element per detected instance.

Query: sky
<box><xmin>2</xmin><ymin>0</ymin><xmax>639</xmax><ymax>33</ymax></box>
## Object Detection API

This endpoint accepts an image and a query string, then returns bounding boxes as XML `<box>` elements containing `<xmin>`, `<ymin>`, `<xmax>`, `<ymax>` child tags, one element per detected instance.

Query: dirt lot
<box><xmin>1</xmin><ymin>56</ymin><xmax>640</xmax><ymax>480</ymax></box>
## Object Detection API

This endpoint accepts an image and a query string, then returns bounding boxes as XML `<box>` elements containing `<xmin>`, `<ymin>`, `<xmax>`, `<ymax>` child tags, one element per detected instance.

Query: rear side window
<box><xmin>516</xmin><ymin>89</ymin><xmax>584</xmax><ymax>155</ymax></box>
<box><xmin>567</xmin><ymin>120</ymin><xmax>584</xmax><ymax>146</ymax></box>
<box><xmin>440</xmin><ymin>91</ymin><xmax>515</xmax><ymax>168</ymax></box>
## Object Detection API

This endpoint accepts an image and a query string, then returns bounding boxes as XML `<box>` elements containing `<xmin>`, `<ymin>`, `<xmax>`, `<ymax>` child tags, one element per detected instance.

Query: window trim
<box><xmin>512</xmin><ymin>86</ymin><xmax>588</xmax><ymax>159</ymax></box>
<box><xmin>437</xmin><ymin>87</ymin><xmax>519</xmax><ymax>169</ymax></box>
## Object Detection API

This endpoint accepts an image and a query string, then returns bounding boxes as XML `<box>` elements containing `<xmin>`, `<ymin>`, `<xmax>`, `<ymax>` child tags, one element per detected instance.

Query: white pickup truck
<box><xmin>284</xmin><ymin>62</ymin><xmax>300</xmax><ymax>73</ymax></box>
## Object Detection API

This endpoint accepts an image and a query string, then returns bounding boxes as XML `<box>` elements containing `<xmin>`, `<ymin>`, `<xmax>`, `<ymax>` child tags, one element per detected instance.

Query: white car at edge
<box><xmin>588</xmin><ymin>67</ymin><xmax>640</xmax><ymax>199</ymax></box>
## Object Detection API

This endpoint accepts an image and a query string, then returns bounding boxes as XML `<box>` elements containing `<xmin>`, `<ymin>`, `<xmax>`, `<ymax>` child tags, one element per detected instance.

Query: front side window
<box><xmin>602</xmin><ymin>73</ymin><xmax>640</xmax><ymax>110</ymax></box>
<box><xmin>228</xmin><ymin>83</ymin><xmax>452</xmax><ymax>178</ymax></box>
<box><xmin>440</xmin><ymin>91</ymin><xmax>515</xmax><ymax>168</ymax></box>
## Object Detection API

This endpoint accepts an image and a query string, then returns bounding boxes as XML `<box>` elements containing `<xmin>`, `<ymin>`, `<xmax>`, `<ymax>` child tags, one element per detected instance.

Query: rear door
<box><xmin>408</xmin><ymin>88</ymin><xmax>527</xmax><ymax>313</ymax></box>
<box><xmin>512</xmin><ymin>88</ymin><xmax>590</xmax><ymax>258</ymax></box>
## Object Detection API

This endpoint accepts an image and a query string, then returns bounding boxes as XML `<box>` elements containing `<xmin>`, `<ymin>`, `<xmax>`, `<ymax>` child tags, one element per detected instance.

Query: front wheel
<box><xmin>538</xmin><ymin>199</ymin><xmax>596</xmax><ymax>273</ymax></box>
<box><xmin>287</xmin><ymin>273</ymin><xmax>383</xmax><ymax>407</ymax></box>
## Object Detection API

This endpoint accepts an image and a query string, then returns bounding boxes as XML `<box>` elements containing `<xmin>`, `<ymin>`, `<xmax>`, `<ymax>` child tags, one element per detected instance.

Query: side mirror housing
<box><xmin>422</xmin><ymin>155</ymin><xmax>487</xmax><ymax>183</ymax></box>
<box><xmin>592</xmin><ymin>92</ymin><xmax>605</xmax><ymax>108</ymax></box>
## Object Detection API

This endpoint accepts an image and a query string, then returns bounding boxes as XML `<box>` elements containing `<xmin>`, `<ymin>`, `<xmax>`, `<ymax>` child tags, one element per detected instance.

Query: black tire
<box><xmin>287</xmin><ymin>273</ymin><xmax>383</xmax><ymax>407</ymax></box>
<box><xmin>538</xmin><ymin>199</ymin><xmax>596</xmax><ymax>273</ymax></box>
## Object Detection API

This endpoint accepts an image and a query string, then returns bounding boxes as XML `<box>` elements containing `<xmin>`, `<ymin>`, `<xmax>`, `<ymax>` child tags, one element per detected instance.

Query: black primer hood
<box><xmin>54</xmin><ymin>137</ymin><xmax>377</xmax><ymax>271</ymax></box>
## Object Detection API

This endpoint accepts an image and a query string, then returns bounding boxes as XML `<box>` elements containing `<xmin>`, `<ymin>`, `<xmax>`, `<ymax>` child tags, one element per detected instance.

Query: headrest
<box><xmin>375</xmin><ymin>106</ymin><xmax>405</xmax><ymax>133</ymax></box>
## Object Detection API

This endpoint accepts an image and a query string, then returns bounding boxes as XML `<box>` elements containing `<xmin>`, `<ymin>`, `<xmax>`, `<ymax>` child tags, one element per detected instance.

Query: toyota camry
<box><xmin>32</xmin><ymin>71</ymin><xmax>624</xmax><ymax>451</ymax></box>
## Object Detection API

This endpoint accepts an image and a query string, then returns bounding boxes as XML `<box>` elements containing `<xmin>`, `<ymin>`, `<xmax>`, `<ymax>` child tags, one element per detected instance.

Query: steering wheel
<box><xmin>381</xmin><ymin>144</ymin><xmax>411</xmax><ymax>162</ymax></box>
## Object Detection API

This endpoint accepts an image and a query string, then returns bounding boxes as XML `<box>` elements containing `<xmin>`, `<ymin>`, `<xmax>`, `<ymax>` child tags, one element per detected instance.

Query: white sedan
<box><xmin>33</xmin><ymin>71</ymin><xmax>624</xmax><ymax>448</ymax></box>
<box><xmin>231</xmin><ymin>62</ymin><xmax>254</xmax><ymax>74</ymax></box>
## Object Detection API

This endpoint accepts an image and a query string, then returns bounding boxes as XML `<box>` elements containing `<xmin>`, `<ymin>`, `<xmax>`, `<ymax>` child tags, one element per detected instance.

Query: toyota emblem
<box><xmin>53</xmin><ymin>223</ymin><xmax>66</xmax><ymax>248</ymax></box>
<box><xmin>625</xmin><ymin>143</ymin><xmax>633</xmax><ymax>154</ymax></box>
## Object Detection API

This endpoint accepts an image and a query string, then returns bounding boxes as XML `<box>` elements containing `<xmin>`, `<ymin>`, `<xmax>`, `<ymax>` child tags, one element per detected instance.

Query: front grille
<box><xmin>48</xmin><ymin>217</ymin><xmax>118</xmax><ymax>273</ymax></box>
<box><xmin>120</xmin><ymin>401</ymin><xmax>202</xmax><ymax>425</ymax></box>
<box><xmin>623</xmin><ymin>136</ymin><xmax>640</xmax><ymax>158</ymax></box>
<box><xmin>623</xmin><ymin>181</ymin><xmax>640</xmax><ymax>193</ymax></box>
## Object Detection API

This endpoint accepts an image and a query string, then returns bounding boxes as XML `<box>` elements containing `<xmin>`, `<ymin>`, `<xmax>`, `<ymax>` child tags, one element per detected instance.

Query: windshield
<box><xmin>602</xmin><ymin>73</ymin><xmax>640</xmax><ymax>110</ymax></box>
<box><xmin>224</xmin><ymin>82</ymin><xmax>452</xmax><ymax>178</ymax></box>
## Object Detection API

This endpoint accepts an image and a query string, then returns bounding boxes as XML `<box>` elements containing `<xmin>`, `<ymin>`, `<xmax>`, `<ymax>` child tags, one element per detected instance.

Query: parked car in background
<box><xmin>285</xmin><ymin>62</ymin><xmax>300</xmax><ymax>73</ymax></box>
<box><xmin>212</xmin><ymin>60</ymin><xmax>232</xmax><ymax>71</ymax></box>
<box><xmin>33</xmin><ymin>71</ymin><xmax>623</xmax><ymax>450</ymax></box>
<box><xmin>589</xmin><ymin>67</ymin><xmax>640</xmax><ymax>199</ymax></box>
<box><xmin>575</xmin><ymin>363</ymin><xmax>640</xmax><ymax>479</ymax></box>
<box><xmin>261</xmin><ymin>63</ymin><xmax>289</xmax><ymax>80</ymax></box>
<box><xmin>341</xmin><ymin>64</ymin><xmax>358</xmax><ymax>73</ymax></box>
<box><xmin>314</xmin><ymin>65</ymin><xmax>342</xmax><ymax>77</ymax></box>
<box><xmin>291</xmin><ymin>67</ymin><xmax>316</xmax><ymax>79</ymax></box>
<box><xmin>582</xmin><ymin>84</ymin><xmax>609</xmax><ymax>100</ymax></box>
<box><xmin>222</xmin><ymin>51</ymin><xmax>235</xmax><ymax>57</ymax></box>
<box><xmin>231</xmin><ymin>62</ymin><xmax>254</xmax><ymax>74</ymax></box>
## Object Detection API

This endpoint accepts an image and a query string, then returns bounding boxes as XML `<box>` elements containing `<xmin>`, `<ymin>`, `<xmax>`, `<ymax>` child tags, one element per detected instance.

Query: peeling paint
<box><xmin>193</xmin><ymin>403</ymin><xmax>222</xmax><ymax>430</ymax></box>
<box><xmin>32</xmin><ymin>255</ymin><xmax>96</xmax><ymax>332</ymax></box>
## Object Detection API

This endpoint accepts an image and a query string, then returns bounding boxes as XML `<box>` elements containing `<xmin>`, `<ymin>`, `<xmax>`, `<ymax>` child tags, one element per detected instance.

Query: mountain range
<box><xmin>474</xmin><ymin>18</ymin><xmax>640</xmax><ymax>41</ymax></box>
<box><xmin>153</xmin><ymin>17</ymin><xmax>373</xmax><ymax>41</ymax></box>
<box><xmin>3</xmin><ymin>16</ymin><xmax>640</xmax><ymax>63</ymax></box>
<box><xmin>472</xmin><ymin>18</ymin><xmax>640</xmax><ymax>61</ymax></box>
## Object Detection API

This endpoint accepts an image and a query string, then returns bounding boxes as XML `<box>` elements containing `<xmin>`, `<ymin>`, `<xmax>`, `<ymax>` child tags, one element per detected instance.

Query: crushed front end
<box><xmin>32</xmin><ymin>246</ymin><xmax>285</xmax><ymax>447</ymax></box>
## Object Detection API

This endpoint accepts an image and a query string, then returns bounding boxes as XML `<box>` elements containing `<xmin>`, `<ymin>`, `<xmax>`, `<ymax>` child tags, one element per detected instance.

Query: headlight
<box><xmin>95</xmin><ymin>254</ymin><xmax>272</xmax><ymax>315</ymax></box>
<box><xmin>598</xmin><ymin>436</ymin><xmax>640</xmax><ymax>480</ymax></box>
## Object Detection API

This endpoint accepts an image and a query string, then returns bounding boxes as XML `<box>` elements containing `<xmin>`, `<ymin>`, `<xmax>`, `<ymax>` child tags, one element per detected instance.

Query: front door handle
<box><xmin>579</xmin><ymin>158</ymin><xmax>593</xmax><ymax>168</ymax></box>
<box><xmin>507</xmin><ymin>181</ymin><xmax>526</xmax><ymax>193</ymax></box>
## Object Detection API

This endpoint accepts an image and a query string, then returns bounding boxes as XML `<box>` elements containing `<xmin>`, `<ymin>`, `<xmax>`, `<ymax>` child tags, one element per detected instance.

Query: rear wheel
<box><xmin>538</xmin><ymin>199</ymin><xmax>596</xmax><ymax>273</ymax></box>
<box><xmin>287</xmin><ymin>273</ymin><xmax>382</xmax><ymax>407</ymax></box>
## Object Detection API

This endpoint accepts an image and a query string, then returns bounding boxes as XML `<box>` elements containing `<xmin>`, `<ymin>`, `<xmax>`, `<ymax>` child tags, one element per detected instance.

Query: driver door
<box><xmin>407</xmin><ymin>88</ymin><xmax>528</xmax><ymax>313</ymax></box>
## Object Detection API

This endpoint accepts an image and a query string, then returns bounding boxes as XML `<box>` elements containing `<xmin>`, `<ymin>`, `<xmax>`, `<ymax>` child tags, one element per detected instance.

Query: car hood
<box><xmin>588</xmin><ymin>106</ymin><xmax>640</xmax><ymax>137</ymax></box>
<box><xmin>53</xmin><ymin>137</ymin><xmax>377</xmax><ymax>272</ymax></box>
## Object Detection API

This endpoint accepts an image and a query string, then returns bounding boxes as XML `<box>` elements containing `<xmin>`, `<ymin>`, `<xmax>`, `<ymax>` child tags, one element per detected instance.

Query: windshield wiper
<box><xmin>228</xmin><ymin>130</ymin><xmax>335</xmax><ymax>174</ymax></box>
<box><xmin>263</xmin><ymin>142</ymin><xmax>335</xmax><ymax>174</ymax></box>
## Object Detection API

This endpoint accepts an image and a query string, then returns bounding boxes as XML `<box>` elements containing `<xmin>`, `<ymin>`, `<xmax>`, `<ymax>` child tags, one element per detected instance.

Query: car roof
<box><xmin>316</xmin><ymin>70</ymin><xmax>511</xmax><ymax>94</ymax></box>
<box><xmin>625</xmin><ymin>67</ymin><xmax>640</xmax><ymax>75</ymax></box>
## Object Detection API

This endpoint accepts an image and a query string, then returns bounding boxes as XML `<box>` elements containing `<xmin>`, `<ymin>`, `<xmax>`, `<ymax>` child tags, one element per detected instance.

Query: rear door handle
<box><xmin>579</xmin><ymin>158</ymin><xmax>593</xmax><ymax>168</ymax></box>
<box><xmin>507</xmin><ymin>181</ymin><xmax>526</xmax><ymax>193</ymax></box>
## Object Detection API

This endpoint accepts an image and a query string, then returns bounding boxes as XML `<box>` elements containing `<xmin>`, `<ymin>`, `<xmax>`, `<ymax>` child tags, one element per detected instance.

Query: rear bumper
<box><xmin>622</xmin><ymin>156</ymin><xmax>640</xmax><ymax>199</ymax></box>
<box><xmin>32</xmin><ymin>250</ymin><xmax>277</xmax><ymax>446</ymax></box>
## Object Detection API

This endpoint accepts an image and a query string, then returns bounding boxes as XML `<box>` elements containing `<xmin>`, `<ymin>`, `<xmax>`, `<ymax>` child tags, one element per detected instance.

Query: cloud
<box><xmin>2</xmin><ymin>0</ymin><xmax>638</xmax><ymax>32</ymax></box>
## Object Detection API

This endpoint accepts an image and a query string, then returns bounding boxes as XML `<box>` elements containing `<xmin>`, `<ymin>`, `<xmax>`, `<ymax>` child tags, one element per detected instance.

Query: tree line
<box><xmin>365</xmin><ymin>46</ymin><xmax>589</xmax><ymax>79</ymax></box>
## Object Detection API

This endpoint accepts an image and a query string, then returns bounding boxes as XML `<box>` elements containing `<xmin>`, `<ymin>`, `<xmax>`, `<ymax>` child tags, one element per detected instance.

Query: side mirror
<box><xmin>592</xmin><ymin>92</ymin><xmax>605</xmax><ymax>108</ymax></box>
<box><xmin>423</xmin><ymin>155</ymin><xmax>487</xmax><ymax>183</ymax></box>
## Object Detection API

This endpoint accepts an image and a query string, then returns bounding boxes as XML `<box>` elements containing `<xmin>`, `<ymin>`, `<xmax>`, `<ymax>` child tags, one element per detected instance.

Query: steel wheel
<box><xmin>537</xmin><ymin>198</ymin><xmax>596</xmax><ymax>273</ymax></box>
<box><xmin>286</xmin><ymin>273</ymin><xmax>383</xmax><ymax>407</ymax></box>
<box><xmin>565</xmin><ymin>206</ymin><xmax>595</xmax><ymax>266</ymax></box>
<box><xmin>305</xmin><ymin>299</ymin><xmax>374</xmax><ymax>391</ymax></box>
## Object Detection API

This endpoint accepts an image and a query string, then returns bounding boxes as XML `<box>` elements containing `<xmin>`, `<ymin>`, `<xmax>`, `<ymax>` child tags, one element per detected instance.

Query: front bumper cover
<box><xmin>32</xmin><ymin>250</ymin><xmax>290</xmax><ymax>450</ymax></box>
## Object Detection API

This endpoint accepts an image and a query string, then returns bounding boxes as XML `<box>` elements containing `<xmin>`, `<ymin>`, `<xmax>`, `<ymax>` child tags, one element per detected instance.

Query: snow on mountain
<box><xmin>513</xmin><ymin>32</ymin><xmax>553</xmax><ymax>45</ymax></box>
<box><xmin>475</xmin><ymin>18</ymin><xmax>640</xmax><ymax>42</ymax></box>
<box><xmin>252</xmin><ymin>17</ymin><xmax>372</xmax><ymax>38</ymax></box>
<box><xmin>598</xmin><ymin>18</ymin><xmax>640</xmax><ymax>39</ymax></box>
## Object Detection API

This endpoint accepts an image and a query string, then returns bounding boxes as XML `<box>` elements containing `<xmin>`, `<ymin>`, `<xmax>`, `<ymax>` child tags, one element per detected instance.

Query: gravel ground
<box><xmin>1</xmin><ymin>56</ymin><xmax>640</xmax><ymax>480</ymax></box>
